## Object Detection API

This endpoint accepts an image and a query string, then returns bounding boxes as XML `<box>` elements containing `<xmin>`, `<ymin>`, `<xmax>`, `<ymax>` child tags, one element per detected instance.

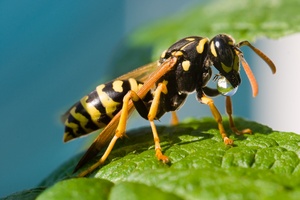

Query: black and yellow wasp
<box><xmin>62</xmin><ymin>34</ymin><xmax>276</xmax><ymax>177</ymax></box>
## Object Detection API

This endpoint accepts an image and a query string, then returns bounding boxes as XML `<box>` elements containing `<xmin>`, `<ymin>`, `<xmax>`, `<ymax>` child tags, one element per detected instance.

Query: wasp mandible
<box><xmin>62</xmin><ymin>34</ymin><xmax>276</xmax><ymax>177</ymax></box>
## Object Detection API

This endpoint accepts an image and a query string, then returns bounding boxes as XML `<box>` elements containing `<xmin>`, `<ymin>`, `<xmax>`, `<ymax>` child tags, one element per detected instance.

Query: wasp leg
<box><xmin>132</xmin><ymin>83</ymin><xmax>170</xmax><ymax>162</ymax></box>
<box><xmin>77</xmin><ymin>91</ymin><xmax>139</xmax><ymax>177</ymax></box>
<box><xmin>77</xmin><ymin>134</ymin><xmax>120</xmax><ymax>177</ymax></box>
<box><xmin>225</xmin><ymin>96</ymin><xmax>252</xmax><ymax>135</ymax></box>
<box><xmin>170</xmin><ymin>111</ymin><xmax>179</xmax><ymax>125</ymax></box>
<box><xmin>148</xmin><ymin>83</ymin><xmax>170</xmax><ymax>163</ymax></box>
<box><xmin>200</xmin><ymin>96</ymin><xmax>233</xmax><ymax>145</ymax></box>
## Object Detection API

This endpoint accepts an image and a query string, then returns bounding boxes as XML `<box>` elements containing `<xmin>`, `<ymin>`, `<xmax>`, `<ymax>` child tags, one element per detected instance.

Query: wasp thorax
<box><xmin>217</xmin><ymin>76</ymin><xmax>238</xmax><ymax>96</ymax></box>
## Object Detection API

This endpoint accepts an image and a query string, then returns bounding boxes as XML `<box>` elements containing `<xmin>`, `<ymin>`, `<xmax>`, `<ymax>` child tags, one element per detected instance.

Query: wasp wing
<box><xmin>73</xmin><ymin>57</ymin><xmax>178</xmax><ymax>172</ymax></box>
<box><xmin>115</xmin><ymin>61</ymin><xmax>158</xmax><ymax>82</ymax></box>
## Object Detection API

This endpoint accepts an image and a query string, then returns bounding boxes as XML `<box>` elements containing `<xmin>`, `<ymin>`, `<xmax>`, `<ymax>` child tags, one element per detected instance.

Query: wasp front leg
<box><xmin>200</xmin><ymin>96</ymin><xmax>233</xmax><ymax>145</ymax></box>
<box><xmin>225</xmin><ymin>96</ymin><xmax>252</xmax><ymax>135</ymax></box>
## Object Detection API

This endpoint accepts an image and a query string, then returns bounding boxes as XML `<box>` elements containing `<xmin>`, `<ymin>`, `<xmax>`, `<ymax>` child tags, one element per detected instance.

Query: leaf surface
<box><xmin>35</xmin><ymin>118</ymin><xmax>300</xmax><ymax>200</ymax></box>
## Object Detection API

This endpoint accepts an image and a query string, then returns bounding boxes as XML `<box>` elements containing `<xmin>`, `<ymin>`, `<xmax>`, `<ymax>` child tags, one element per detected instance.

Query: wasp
<box><xmin>62</xmin><ymin>34</ymin><xmax>276</xmax><ymax>177</ymax></box>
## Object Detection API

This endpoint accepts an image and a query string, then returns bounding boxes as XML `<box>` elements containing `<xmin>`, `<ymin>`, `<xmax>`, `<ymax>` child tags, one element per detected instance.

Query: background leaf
<box><xmin>131</xmin><ymin>0</ymin><xmax>300</xmax><ymax>54</ymax></box>
<box><xmin>110</xmin><ymin>0</ymin><xmax>300</xmax><ymax>77</ymax></box>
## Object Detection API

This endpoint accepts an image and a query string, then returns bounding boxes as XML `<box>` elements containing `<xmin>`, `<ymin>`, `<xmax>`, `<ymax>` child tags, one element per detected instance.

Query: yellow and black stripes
<box><xmin>63</xmin><ymin>78</ymin><xmax>147</xmax><ymax>142</ymax></box>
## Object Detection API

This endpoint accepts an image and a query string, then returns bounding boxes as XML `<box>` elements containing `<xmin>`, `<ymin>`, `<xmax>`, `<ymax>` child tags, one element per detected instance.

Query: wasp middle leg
<box><xmin>131</xmin><ymin>82</ymin><xmax>170</xmax><ymax>163</ymax></box>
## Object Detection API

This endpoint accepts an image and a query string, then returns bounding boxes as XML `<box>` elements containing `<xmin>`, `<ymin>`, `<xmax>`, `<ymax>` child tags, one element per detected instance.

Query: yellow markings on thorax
<box><xmin>182</xmin><ymin>60</ymin><xmax>191</xmax><ymax>71</ymax></box>
<box><xmin>171</xmin><ymin>51</ymin><xmax>183</xmax><ymax>57</ymax></box>
<box><xmin>160</xmin><ymin>50</ymin><xmax>167</xmax><ymax>58</ymax></box>
<box><xmin>196</xmin><ymin>38</ymin><xmax>208</xmax><ymax>54</ymax></box>
<box><xmin>180</xmin><ymin>41</ymin><xmax>194</xmax><ymax>52</ymax></box>
<box><xmin>185</xmin><ymin>37</ymin><xmax>195</xmax><ymax>41</ymax></box>
<box><xmin>96</xmin><ymin>84</ymin><xmax>120</xmax><ymax>118</ymax></box>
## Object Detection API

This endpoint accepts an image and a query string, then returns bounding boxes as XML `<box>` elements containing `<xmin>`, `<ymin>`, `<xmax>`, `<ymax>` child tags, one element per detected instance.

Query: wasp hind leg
<box><xmin>225</xmin><ymin>96</ymin><xmax>252</xmax><ymax>135</ymax></box>
<box><xmin>77</xmin><ymin>91</ymin><xmax>141</xmax><ymax>177</ymax></box>
<box><xmin>77</xmin><ymin>134</ymin><xmax>121</xmax><ymax>177</ymax></box>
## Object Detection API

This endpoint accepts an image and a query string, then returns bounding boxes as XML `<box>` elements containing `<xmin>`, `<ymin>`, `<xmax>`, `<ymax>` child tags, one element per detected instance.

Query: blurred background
<box><xmin>1</xmin><ymin>0</ymin><xmax>299</xmax><ymax>197</ymax></box>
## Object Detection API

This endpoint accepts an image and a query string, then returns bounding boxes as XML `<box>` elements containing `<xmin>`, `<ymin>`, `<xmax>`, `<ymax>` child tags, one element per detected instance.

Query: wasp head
<box><xmin>207</xmin><ymin>34</ymin><xmax>241</xmax><ymax>88</ymax></box>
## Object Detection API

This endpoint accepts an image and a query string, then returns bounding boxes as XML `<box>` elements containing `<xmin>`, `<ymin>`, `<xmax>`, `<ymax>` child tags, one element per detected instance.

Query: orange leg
<box><xmin>77</xmin><ymin>135</ymin><xmax>119</xmax><ymax>177</ymax></box>
<box><xmin>77</xmin><ymin>91</ymin><xmax>139</xmax><ymax>177</ymax></box>
<box><xmin>225</xmin><ymin>96</ymin><xmax>252</xmax><ymax>135</ymax></box>
<box><xmin>170</xmin><ymin>111</ymin><xmax>179</xmax><ymax>125</ymax></box>
<box><xmin>200</xmin><ymin>96</ymin><xmax>233</xmax><ymax>145</ymax></box>
<box><xmin>148</xmin><ymin>83</ymin><xmax>170</xmax><ymax>163</ymax></box>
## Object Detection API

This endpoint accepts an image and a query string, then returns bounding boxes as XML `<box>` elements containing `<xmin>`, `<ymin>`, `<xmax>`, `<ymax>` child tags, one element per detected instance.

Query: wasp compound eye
<box><xmin>213</xmin><ymin>36</ymin><xmax>235</xmax><ymax>67</ymax></box>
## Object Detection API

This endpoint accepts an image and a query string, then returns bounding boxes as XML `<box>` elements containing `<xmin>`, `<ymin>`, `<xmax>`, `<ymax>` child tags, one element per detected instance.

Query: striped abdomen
<box><xmin>63</xmin><ymin>78</ymin><xmax>145</xmax><ymax>142</ymax></box>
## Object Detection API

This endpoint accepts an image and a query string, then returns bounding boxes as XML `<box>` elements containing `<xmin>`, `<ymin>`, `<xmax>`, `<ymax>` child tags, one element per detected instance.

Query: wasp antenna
<box><xmin>238</xmin><ymin>53</ymin><xmax>258</xmax><ymax>97</ymax></box>
<box><xmin>238</xmin><ymin>41</ymin><xmax>276</xmax><ymax>74</ymax></box>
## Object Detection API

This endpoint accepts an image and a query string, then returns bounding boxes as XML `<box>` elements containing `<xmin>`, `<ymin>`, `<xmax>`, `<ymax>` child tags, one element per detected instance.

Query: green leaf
<box><xmin>34</xmin><ymin>118</ymin><xmax>300</xmax><ymax>200</ymax></box>
<box><xmin>8</xmin><ymin>118</ymin><xmax>300</xmax><ymax>199</ymax></box>
<box><xmin>37</xmin><ymin>178</ymin><xmax>113</xmax><ymax>200</ymax></box>
<box><xmin>109</xmin><ymin>182</ymin><xmax>183</xmax><ymax>200</ymax></box>
<box><xmin>130</xmin><ymin>0</ymin><xmax>300</xmax><ymax>57</ymax></box>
